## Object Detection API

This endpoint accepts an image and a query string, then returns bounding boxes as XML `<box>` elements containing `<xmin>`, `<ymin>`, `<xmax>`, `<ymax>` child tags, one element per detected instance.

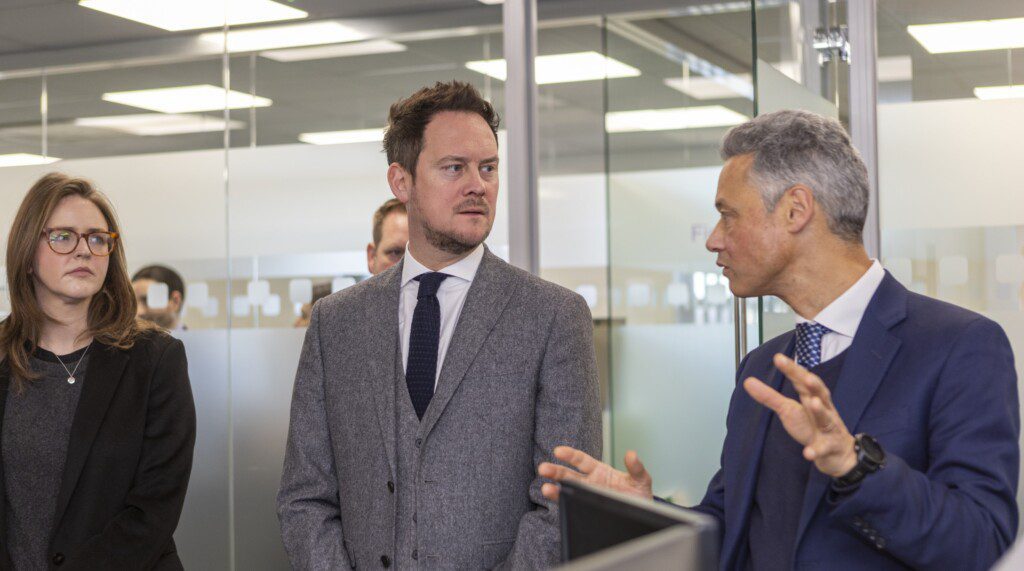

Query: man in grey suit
<box><xmin>277</xmin><ymin>80</ymin><xmax>602</xmax><ymax>569</ymax></box>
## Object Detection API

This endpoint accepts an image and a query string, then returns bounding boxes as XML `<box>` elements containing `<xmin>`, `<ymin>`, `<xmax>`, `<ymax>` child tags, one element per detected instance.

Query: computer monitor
<box><xmin>558</xmin><ymin>480</ymin><xmax>718</xmax><ymax>570</ymax></box>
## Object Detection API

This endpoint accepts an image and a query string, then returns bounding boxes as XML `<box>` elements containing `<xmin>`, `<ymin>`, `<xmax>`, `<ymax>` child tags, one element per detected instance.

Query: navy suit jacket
<box><xmin>692</xmin><ymin>272</ymin><xmax>1020</xmax><ymax>570</ymax></box>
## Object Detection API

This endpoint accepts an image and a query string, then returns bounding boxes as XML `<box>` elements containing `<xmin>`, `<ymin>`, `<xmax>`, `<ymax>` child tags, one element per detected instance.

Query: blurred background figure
<box><xmin>366</xmin><ymin>197</ymin><xmax>408</xmax><ymax>275</ymax></box>
<box><xmin>292</xmin><ymin>282</ymin><xmax>331</xmax><ymax>328</ymax></box>
<box><xmin>132</xmin><ymin>264</ymin><xmax>186</xmax><ymax>331</ymax></box>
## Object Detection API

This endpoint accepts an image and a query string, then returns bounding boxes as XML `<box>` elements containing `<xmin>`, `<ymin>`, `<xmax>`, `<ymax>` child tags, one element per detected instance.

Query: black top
<box><xmin>747</xmin><ymin>350</ymin><xmax>848</xmax><ymax>571</ymax></box>
<box><xmin>0</xmin><ymin>331</ymin><xmax>195</xmax><ymax>570</ymax></box>
<box><xmin>3</xmin><ymin>345</ymin><xmax>90</xmax><ymax>571</ymax></box>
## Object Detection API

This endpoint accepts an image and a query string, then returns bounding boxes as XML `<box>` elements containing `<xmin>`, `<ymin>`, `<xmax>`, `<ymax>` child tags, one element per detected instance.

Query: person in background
<box><xmin>292</xmin><ymin>282</ymin><xmax>332</xmax><ymax>328</ymax></box>
<box><xmin>0</xmin><ymin>172</ymin><xmax>196</xmax><ymax>569</ymax></box>
<box><xmin>132</xmin><ymin>264</ymin><xmax>186</xmax><ymax>331</ymax></box>
<box><xmin>367</xmin><ymin>198</ymin><xmax>409</xmax><ymax>275</ymax></box>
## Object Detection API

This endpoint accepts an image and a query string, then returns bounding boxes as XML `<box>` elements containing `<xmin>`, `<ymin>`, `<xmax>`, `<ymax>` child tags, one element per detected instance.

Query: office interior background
<box><xmin>0</xmin><ymin>0</ymin><xmax>1021</xmax><ymax>567</ymax></box>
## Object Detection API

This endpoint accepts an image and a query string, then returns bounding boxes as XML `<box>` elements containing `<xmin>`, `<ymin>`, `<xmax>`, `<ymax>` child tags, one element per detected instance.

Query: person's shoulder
<box><xmin>316</xmin><ymin>269</ymin><xmax>396</xmax><ymax>315</ymax></box>
<box><xmin>485</xmin><ymin>253</ymin><xmax>582</xmax><ymax>305</ymax></box>
<box><xmin>743</xmin><ymin>329</ymin><xmax>795</xmax><ymax>368</ymax></box>
<box><xmin>900</xmin><ymin>289</ymin><xmax>1003</xmax><ymax>343</ymax></box>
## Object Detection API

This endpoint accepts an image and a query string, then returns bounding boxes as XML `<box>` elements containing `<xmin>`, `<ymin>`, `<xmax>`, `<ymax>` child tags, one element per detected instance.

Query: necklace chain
<box><xmin>53</xmin><ymin>342</ymin><xmax>91</xmax><ymax>385</ymax></box>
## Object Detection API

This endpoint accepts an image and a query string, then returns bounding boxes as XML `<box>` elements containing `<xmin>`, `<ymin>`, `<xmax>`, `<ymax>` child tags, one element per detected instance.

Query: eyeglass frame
<box><xmin>40</xmin><ymin>228</ymin><xmax>120</xmax><ymax>257</ymax></box>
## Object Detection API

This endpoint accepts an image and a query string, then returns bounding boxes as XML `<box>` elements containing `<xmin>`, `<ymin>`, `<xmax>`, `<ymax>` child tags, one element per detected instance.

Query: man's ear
<box><xmin>782</xmin><ymin>184</ymin><xmax>816</xmax><ymax>234</ymax></box>
<box><xmin>388</xmin><ymin>163</ymin><xmax>412</xmax><ymax>203</ymax></box>
<box><xmin>169</xmin><ymin>291</ymin><xmax>183</xmax><ymax>313</ymax></box>
<box><xmin>366</xmin><ymin>242</ymin><xmax>377</xmax><ymax>274</ymax></box>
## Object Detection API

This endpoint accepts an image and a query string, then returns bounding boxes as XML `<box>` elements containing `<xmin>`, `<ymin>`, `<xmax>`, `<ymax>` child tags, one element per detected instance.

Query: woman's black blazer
<box><xmin>0</xmin><ymin>330</ymin><xmax>196</xmax><ymax>570</ymax></box>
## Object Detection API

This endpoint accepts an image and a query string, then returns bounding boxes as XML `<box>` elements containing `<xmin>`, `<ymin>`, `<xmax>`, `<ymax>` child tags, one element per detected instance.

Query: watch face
<box><xmin>857</xmin><ymin>434</ymin><xmax>885</xmax><ymax>464</ymax></box>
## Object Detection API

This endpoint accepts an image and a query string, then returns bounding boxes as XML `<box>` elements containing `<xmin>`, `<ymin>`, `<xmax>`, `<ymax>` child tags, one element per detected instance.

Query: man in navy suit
<box><xmin>540</xmin><ymin>109</ymin><xmax>1019</xmax><ymax>570</ymax></box>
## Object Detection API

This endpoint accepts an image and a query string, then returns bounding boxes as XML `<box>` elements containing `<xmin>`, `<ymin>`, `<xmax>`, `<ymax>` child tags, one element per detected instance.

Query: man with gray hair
<box><xmin>540</xmin><ymin>110</ymin><xmax>1019</xmax><ymax>570</ymax></box>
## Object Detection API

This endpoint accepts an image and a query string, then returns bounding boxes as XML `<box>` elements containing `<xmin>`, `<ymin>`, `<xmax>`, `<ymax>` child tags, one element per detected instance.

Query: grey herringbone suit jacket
<box><xmin>277</xmin><ymin>248</ymin><xmax>601</xmax><ymax>569</ymax></box>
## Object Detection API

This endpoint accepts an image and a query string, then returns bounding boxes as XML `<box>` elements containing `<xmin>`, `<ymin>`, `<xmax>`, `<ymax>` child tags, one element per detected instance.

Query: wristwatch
<box><xmin>832</xmin><ymin>433</ymin><xmax>886</xmax><ymax>490</ymax></box>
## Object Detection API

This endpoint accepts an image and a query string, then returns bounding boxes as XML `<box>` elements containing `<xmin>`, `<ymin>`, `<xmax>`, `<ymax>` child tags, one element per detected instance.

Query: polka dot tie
<box><xmin>406</xmin><ymin>272</ymin><xmax>448</xmax><ymax>420</ymax></box>
<box><xmin>794</xmin><ymin>322</ymin><xmax>832</xmax><ymax>369</ymax></box>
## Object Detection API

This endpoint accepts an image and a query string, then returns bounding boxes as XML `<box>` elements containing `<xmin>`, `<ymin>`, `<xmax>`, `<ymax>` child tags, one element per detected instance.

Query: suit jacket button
<box><xmin>52</xmin><ymin>553</ymin><xmax>65</xmax><ymax>566</ymax></box>
<box><xmin>380</xmin><ymin>554</ymin><xmax>391</xmax><ymax>567</ymax></box>
<box><xmin>415</xmin><ymin>438</ymin><xmax>422</xmax><ymax>448</ymax></box>
<box><xmin>387</xmin><ymin>481</ymin><xmax>395</xmax><ymax>493</ymax></box>
<box><xmin>412</xmin><ymin>549</ymin><xmax>419</xmax><ymax>560</ymax></box>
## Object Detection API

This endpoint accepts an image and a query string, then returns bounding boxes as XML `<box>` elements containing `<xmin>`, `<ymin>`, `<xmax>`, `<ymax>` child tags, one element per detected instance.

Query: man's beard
<box><xmin>417</xmin><ymin>198</ymin><xmax>492</xmax><ymax>255</ymax></box>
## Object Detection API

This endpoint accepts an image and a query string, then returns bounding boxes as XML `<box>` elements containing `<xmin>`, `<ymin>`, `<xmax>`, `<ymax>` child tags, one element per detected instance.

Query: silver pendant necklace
<box><xmin>53</xmin><ymin>342</ymin><xmax>91</xmax><ymax>385</ymax></box>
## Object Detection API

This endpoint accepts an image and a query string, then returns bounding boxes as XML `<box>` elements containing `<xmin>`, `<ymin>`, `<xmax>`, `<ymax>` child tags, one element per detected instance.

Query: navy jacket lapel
<box><xmin>53</xmin><ymin>341</ymin><xmax>129</xmax><ymax>530</ymax></box>
<box><xmin>792</xmin><ymin>272</ymin><xmax>907</xmax><ymax>549</ymax></box>
<box><xmin>420</xmin><ymin>248</ymin><xmax>517</xmax><ymax>437</ymax></box>
<box><xmin>722</xmin><ymin>334</ymin><xmax>795</xmax><ymax>567</ymax></box>
<box><xmin>368</xmin><ymin>262</ymin><xmax>403</xmax><ymax>474</ymax></box>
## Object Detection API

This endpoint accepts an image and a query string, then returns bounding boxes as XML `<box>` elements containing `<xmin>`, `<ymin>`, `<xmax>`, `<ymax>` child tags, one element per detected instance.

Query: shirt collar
<box><xmin>401</xmin><ymin>243</ymin><xmax>485</xmax><ymax>288</ymax></box>
<box><xmin>795</xmin><ymin>260</ymin><xmax>885</xmax><ymax>338</ymax></box>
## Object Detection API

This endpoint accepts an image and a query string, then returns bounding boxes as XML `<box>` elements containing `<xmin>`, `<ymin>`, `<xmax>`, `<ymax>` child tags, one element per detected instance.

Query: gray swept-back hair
<box><xmin>720</xmin><ymin>109</ymin><xmax>869</xmax><ymax>242</ymax></box>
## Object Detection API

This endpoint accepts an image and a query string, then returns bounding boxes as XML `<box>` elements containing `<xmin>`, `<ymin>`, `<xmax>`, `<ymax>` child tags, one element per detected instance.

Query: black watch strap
<box><xmin>833</xmin><ymin>434</ymin><xmax>885</xmax><ymax>489</ymax></box>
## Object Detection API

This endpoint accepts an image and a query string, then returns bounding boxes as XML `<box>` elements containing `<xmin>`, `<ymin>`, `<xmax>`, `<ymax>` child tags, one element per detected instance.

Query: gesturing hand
<box><xmin>743</xmin><ymin>353</ymin><xmax>857</xmax><ymax>478</ymax></box>
<box><xmin>538</xmin><ymin>446</ymin><xmax>654</xmax><ymax>501</ymax></box>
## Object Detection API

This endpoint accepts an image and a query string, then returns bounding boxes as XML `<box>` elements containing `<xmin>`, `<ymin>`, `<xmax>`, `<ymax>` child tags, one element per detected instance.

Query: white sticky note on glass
<box><xmin>938</xmin><ymin>256</ymin><xmax>968</xmax><ymax>286</ymax></box>
<box><xmin>331</xmin><ymin>277</ymin><xmax>356</xmax><ymax>293</ymax></box>
<box><xmin>995</xmin><ymin>254</ymin><xmax>1024</xmax><ymax>284</ymax></box>
<box><xmin>247</xmin><ymin>280</ymin><xmax>271</xmax><ymax>305</ymax></box>
<box><xmin>147</xmin><ymin>282</ymin><xmax>169</xmax><ymax>309</ymax></box>
<box><xmin>185</xmin><ymin>282</ymin><xmax>209</xmax><ymax>309</ymax></box>
<box><xmin>289</xmin><ymin>279</ymin><xmax>313</xmax><ymax>304</ymax></box>
<box><xmin>203</xmin><ymin>297</ymin><xmax>219</xmax><ymax>318</ymax></box>
<box><xmin>574</xmin><ymin>284</ymin><xmax>598</xmax><ymax>309</ymax></box>
<box><xmin>262</xmin><ymin>294</ymin><xmax>282</xmax><ymax>317</ymax></box>
<box><xmin>666</xmin><ymin>282</ymin><xmax>691</xmax><ymax>308</ymax></box>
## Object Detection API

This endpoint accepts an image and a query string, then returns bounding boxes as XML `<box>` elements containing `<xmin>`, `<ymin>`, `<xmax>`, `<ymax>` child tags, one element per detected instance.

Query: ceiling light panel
<box><xmin>78</xmin><ymin>0</ymin><xmax>306</xmax><ymax>32</ymax></box>
<box><xmin>299</xmin><ymin>128</ymin><xmax>384</xmax><ymax>145</ymax></box>
<box><xmin>74</xmin><ymin>113</ymin><xmax>245</xmax><ymax>136</ymax></box>
<box><xmin>261</xmin><ymin>40</ymin><xmax>406</xmax><ymax>62</ymax></box>
<box><xmin>466</xmin><ymin>51</ymin><xmax>640</xmax><ymax>85</ymax></box>
<box><xmin>663</xmin><ymin>74</ymin><xmax>753</xmax><ymax>100</ymax></box>
<box><xmin>974</xmin><ymin>85</ymin><xmax>1024</xmax><ymax>100</ymax></box>
<box><xmin>200</xmin><ymin>21</ymin><xmax>368</xmax><ymax>53</ymax></box>
<box><xmin>102</xmin><ymin>85</ymin><xmax>272</xmax><ymax>113</ymax></box>
<box><xmin>0</xmin><ymin>154</ymin><xmax>60</xmax><ymax>168</ymax></box>
<box><xmin>907</xmin><ymin>17</ymin><xmax>1024</xmax><ymax>54</ymax></box>
<box><xmin>606</xmin><ymin>106</ymin><xmax>748</xmax><ymax>133</ymax></box>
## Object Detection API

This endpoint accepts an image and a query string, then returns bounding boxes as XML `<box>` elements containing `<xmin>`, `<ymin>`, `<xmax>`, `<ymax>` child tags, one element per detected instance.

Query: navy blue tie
<box><xmin>795</xmin><ymin>322</ymin><xmax>832</xmax><ymax>368</ymax></box>
<box><xmin>406</xmin><ymin>272</ymin><xmax>448</xmax><ymax>420</ymax></box>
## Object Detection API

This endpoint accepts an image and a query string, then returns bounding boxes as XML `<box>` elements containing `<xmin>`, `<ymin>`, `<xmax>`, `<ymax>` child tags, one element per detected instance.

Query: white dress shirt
<box><xmin>399</xmin><ymin>244</ymin><xmax>485</xmax><ymax>388</ymax></box>
<box><xmin>794</xmin><ymin>260</ymin><xmax>886</xmax><ymax>363</ymax></box>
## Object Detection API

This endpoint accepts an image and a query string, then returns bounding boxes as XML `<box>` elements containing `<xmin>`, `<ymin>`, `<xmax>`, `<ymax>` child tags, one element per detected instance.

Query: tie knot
<box><xmin>795</xmin><ymin>322</ymin><xmax>831</xmax><ymax>368</ymax></box>
<box><xmin>415</xmin><ymin>272</ymin><xmax>449</xmax><ymax>298</ymax></box>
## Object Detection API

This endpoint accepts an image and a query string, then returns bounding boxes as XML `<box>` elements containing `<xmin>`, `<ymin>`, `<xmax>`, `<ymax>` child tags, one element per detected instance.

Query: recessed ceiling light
<box><xmin>74</xmin><ymin>113</ymin><xmax>245</xmax><ymax>136</ymax></box>
<box><xmin>0</xmin><ymin>153</ymin><xmax>60</xmax><ymax>168</ymax></box>
<box><xmin>907</xmin><ymin>17</ymin><xmax>1024</xmax><ymax>54</ymax></box>
<box><xmin>102</xmin><ymin>85</ymin><xmax>272</xmax><ymax>113</ymax></box>
<box><xmin>974</xmin><ymin>85</ymin><xmax>1024</xmax><ymax>100</ymax></box>
<box><xmin>78</xmin><ymin>0</ymin><xmax>306</xmax><ymax>32</ymax></box>
<box><xmin>663</xmin><ymin>74</ymin><xmax>753</xmax><ymax>100</ymax></box>
<box><xmin>199</xmin><ymin>21</ymin><xmax>368</xmax><ymax>53</ymax></box>
<box><xmin>261</xmin><ymin>39</ymin><xmax>407</xmax><ymax>62</ymax></box>
<box><xmin>298</xmin><ymin>128</ymin><xmax>384</xmax><ymax>145</ymax></box>
<box><xmin>605</xmin><ymin>105</ymin><xmax>748</xmax><ymax>133</ymax></box>
<box><xmin>466</xmin><ymin>51</ymin><xmax>641</xmax><ymax>85</ymax></box>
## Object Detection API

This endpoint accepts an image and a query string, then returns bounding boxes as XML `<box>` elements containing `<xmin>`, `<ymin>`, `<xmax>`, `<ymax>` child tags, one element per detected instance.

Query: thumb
<box><xmin>624</xmin><ymin>450</ymin><xmax>648</xmax><ymax>481</ymax></box>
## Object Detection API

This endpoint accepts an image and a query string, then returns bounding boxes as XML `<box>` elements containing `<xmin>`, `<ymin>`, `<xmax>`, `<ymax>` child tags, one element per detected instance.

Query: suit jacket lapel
<box><xmin>53</xmin><ymin>341</ymin><xmax>128</xmax><ymax>530</ymax></box>
<box><xmin>420</xmin><ymin>248</ymin><xmax>517</xmax><ymax>437</ymax></box>
<box><xmin>722</xmin><ymin>334</ymin><xmax>794</xmax><ymax>565</ymax></box>
<box><xmin>368</xmin><ymin>262</ymin><xmax>403</xmax><ymax>475</ymax></box>
<box><xmin>793</xmin><ymin>272</ymin><xmax>907</xmax><ymax>548</ymax></box>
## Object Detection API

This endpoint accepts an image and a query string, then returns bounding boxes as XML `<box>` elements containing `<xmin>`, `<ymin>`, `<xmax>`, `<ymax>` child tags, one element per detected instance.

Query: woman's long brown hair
<box><xmin>0</xmin><ymin>173</ymin><xmax>154</xmax><ymax>388</ymax></box>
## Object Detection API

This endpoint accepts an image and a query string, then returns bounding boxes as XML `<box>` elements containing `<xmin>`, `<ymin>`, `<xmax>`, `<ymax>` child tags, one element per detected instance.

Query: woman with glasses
<box><xmin>0</xmin><ymin>173</ymin><xmax>196</xmax><ymax>570</ymax></box>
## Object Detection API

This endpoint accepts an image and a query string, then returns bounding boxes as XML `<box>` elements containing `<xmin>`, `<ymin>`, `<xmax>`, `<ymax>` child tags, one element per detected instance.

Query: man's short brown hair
<box><xmin>383</xmin><ymin>80</ymin><xmax>500</xmax><ymax>177</ymax></box>
<box><xmin>372</xmin><ymin>198</ymin><xmax>407</xmax><ymax>246</ymax></box>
